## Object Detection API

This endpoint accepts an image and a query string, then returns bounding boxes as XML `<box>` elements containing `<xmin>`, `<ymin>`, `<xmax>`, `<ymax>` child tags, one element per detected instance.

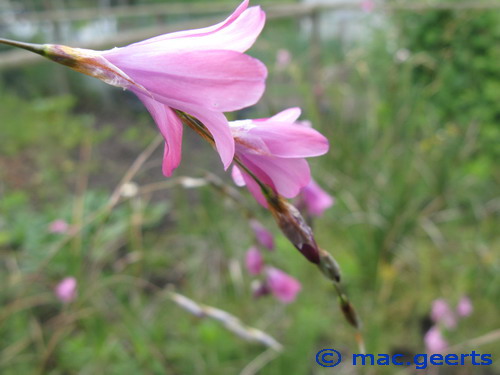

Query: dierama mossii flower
<box><xmin>298</xmin><ymin>179</ymin><xmax>335</xmax><ymax>217</ymax></box>
<box><xmin>266</xmin><ymin>267</ymin><xmax>301</xmax><ymax>303</ymax></box>
<box><xmin>245</xmin><ymin>247</ymin><xmax>264</xmax><ymax>275</ymax></box>
<box><xmin>230</xmin><ymin>107</ymin><xmax>329</xmax><ymax>207</ymax></box>
<box><xmin>55</xmin><ymin>277</ymin><xmax>77</xmax><ymax>303</ymax></box>
<box><xmin>249</xmin><ymin>219</ymin><xmax>274</xmax><ymax>250</ymax></box>
<box><xmin>0</xmin><ymin>0</ymin><xmax>267</xmax><ymax>176</ymax></box>
<box><xmin>431</xmin><ymin>298</ymin><xmax>457</xmax><ymax>329</ymax></box>
<box><xmin>457</xmin><ymin>296</ymin><xmax>473</xmax><ymax>317</ymax></box>
<box><xmin>424</xmin><ymin>326</ymin><xmax>448</xmax><ymax>353</ymax></box>
<box><xmin>48</xmin><ymin>219</ymin><xmax>70</xmax><ymax>234</ymax></box>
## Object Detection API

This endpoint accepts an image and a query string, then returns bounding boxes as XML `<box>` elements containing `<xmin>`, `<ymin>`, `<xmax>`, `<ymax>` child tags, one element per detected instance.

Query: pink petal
<box><xmin>109</xmin><ymin>50</ymin><xmax>266</xmax><ymax>113</ymax></box>
<box><xmin>231</xmin><ymin>165</ymin><xmax>246</xmax><ymax>186</ymax></box>
<box><xmin>241</xmin><ymin>169</ymin><xmax>268</xmax><ymax>207</ymax></box>
<box><xmin>245</xmin><ymin>246</ymin><xmax>264</xmax><ymax>275</ymax></box>
<box><xmin>300</xmin><ymin>180</ymin><xmax>334</xmax><ymax>216</ymax></box>
<box><xmin>249</xmin><ymin>219</ymin><xmax>274</xmax><ymax>250</ymax></box>
<box><xmin>267</xmin><ymin>107</ymin><xmax>301</xmax><ymax>123</ymax></box>
<box><xmin>266</xmin><ymin>267</ymin><xmax>301</xmax><ymax>303</ymax></box>
<box><xmin>187</xmin><ymin>107</ymin><xmax>235</xmax><ymax>170</ymax></box>
<box><xmin>249</xmin><ymin>123</ymin><xmax>329</xmax><ymax>158</ymax></box>
<box><xmin>135</xmin><ymin>93</ymin><xmax>183</xmax><ymax>176</ymax></box>
<box><xmin>245</xmin><ymin>155</ymin><xmax>311</xmax><ymax>198</ymax></box>
<box><xmin>120</xmin><ymin>1</ymin><xmax>265</xmax><ymax>54</ymax></box>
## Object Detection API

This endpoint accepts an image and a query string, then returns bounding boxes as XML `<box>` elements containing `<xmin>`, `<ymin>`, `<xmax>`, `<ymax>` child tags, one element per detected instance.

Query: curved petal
<box><xmin>106</xmin><ymin>1</ymin><xmax>265</xmax><ymax>54</ymax></box>
<box><xmin>231</xmin><ymin>165</ymin><xmax>246</xmax><ymax>186</ymax></box>
<box><xmin>242</xmin><ymin>169</ymin><xmax>268</xmax><ymax>208</ymax></box>
<box><xmin>185</xmin><ymin>107</ymin><xmax>235</xmax><ymax>170</ymax></box>
<box><xmin>135</xmin><ymin>92</ymin><xmax>183</xmax><ymax>176</ymax></box>
<box><xmin>249</xmin><ymin>156</ymin><xmax>311</xmax><ymax>198</ymax></box>
<box><xmin>108</xmin><ymin>50</ymin><xmax>267</xmax><ymax>112</ymax></box>
<box><xmin>266</xmin><ymin>107</ymin><xmax>301</xmax><ymax>123</ymax></box>
<box><xmin>250</xmin><ymin>124</ymin><xmax>329</xmax><ymax>158</ymax></box>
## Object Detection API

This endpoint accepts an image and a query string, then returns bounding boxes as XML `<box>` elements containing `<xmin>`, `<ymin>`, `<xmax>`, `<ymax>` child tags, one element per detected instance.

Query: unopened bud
<box><xmin>339</xmin><ymin>294</ymin><xmax>361</xmax><ymax>329</ymax></box>
<box><xmin>270</xmin><ymin>199</ymin><xmax>320</xmax><ymax>264</ymax></box>
<box><xmin>319</xmin><ymin>249</ymin><xmax>341</xmax><ymax>282</ymax></box>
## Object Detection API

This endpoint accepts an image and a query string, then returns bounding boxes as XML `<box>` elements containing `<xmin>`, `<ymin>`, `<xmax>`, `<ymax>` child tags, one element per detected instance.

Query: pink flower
<box><xmin>39</xmin><ymin>1</ymin><xmax>267</xmax><ymax>177</ymax></box>
<box><xmin>55</xmin><ymin>277</ymin><xmax>77</xmax><ymax>303</ymax></box>
<box><xmin>266</xmin><ymin>267</ymin><xmax>301</xmax><ymax>303</ymax></box>
<box><xmin>245</xmin><ymin>247</ymin><xmax>264</xmax><ymax>275</ymax></box>
<box><xmin>48</xmin><ymin>219</ymin><xmax>69</xmax><ymax>234</ymax></box>
<box><xmin>457</xmin><ymin>296</ymin><xmax>473</xmax><ymax>317</ymax></box>
<box><xmin>230</xmin><ymin>107</ymin><xmax>329</xmax><ymax>207</ymax></box>
<box><xmin>431</xmin><ymin>299</ymin><xmax>457</xmax><ymax>329</ymax></box>
<box><xmin>361</xmin><ymin>0</ymin><xmax>375</xmax><ymax>12</ymax></box>
<box><xmin>249</xmin><ymin>219</ymin><xmax>274</xmax><ymax>250</ymax></box>
<box><xmin>298</xmin><ymin>179</ymin><xmax>334</xmax><ymax>217</ymax></box>
<box><xmin>424</xmin><ymin>326</ymin><xmax>448</xmax><ymax>353</ymax></box>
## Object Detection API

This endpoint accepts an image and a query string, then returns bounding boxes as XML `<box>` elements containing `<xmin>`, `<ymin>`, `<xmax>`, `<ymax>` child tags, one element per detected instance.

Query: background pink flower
<box><xmin>55</xmin><ymin>277</ymin><xmax>77</xmax><ymax>303</ymax></box>
<box><xmin>249</xmin><ymin>219</ymin><xmax>274</xmax><ymax>250</ymax></box>
<box><xmin>266</xmin><ymin>267</ymin><xmax>301</xmax><ymax>303</ymax></box>
<box><xmin>245</xmin><ymin>247</ymin><xmax>264</xmax><ymax>275</ymax></box>
<box><xmin>424</xmin><ymin>326</ymin><xmax>448</xmax><ymax>353</ymax></box>
<box><xmin>230</xmin><ymin>107</ymin><xmax>329</xmax><ymax>207</ymax></box>
<box><xmin>457</xmin><ymin>296</ymin><xmax>473</xmax><ymax>317</ymax></box>
<box><xmin>49</xmin><ymin>219</ymin><xmax>69</xmax><ymax>234</ymax></box>
<box><xmin>431</xmin><ymin>298</ymin><xmax>457</xmax><ymax>329</ymax></box>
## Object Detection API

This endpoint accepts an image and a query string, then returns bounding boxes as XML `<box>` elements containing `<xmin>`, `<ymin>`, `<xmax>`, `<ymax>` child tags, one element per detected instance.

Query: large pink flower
<box><xmin>35</xmin><ymin>1</ymin><xmax>266</xmax><ymax>176</ymax></box>
<box><xmin>230</xmin><ymin>107</ymin><xmax>329</xmax><ymax>207</ymax></box>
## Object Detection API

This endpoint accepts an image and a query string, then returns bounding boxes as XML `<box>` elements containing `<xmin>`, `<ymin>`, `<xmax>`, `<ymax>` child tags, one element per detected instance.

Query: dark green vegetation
<box><xmin>0</xmin><ymin>2</ymin><xmax>499</xmax><ymax>374</ymax></box>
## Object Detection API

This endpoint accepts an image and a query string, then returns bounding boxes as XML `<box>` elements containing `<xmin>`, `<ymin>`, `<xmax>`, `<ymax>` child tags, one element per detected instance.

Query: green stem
<box><xmin>0</xmin><ymin>38</ymin><xmax>46</xmax><ymax>56</ymax></box>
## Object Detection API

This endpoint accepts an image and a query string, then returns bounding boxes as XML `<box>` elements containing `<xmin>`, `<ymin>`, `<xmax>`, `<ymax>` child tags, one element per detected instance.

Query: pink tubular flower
<box><xmin>245</xmin><ymin>246</ymin><xmax>264</xmax><ymax>275</ymax></box>
<box><xmin>457</xmin><ymin>296</ymin><xmax>473</xmax><ymax>317</ymax></box>
<box><xmin>249</xmin><ymin>219</ymin><xmax>274</xmax><ymax>250</ymax></box>
<box><xmin>25</xmin><ymin>1</ymin><xmax>266</xmax><ymax>177</ymax></box>
<box><xmin>424</xmin><ymin>326</ymin><xmax>448</xmax><ymax>353</ymax></box>
<box><xmin>49</xmin><ymin>219</ymin><xmax>70</xmax><ymax>234</ymax></box>
<box><xmin>431</xmin><ymin>299</ymin><xmax>457</xmax><ymax>329</ymax></box>
<box><xmin>55</xmin><ymin>277</ymin><xmax>77</xmax><ymax>303</ymax></box>
<box><xmin>230</xmin><ymin>107</ymin><xmax>329</xmax><ymax>207</ymax></box>
<box><xmin>298</xmin><ymin>179</ymin><xmax>335</xmax><ymax>217</ymax></box>
<box><xmin>266</xmin><ymin>267</ymin><xmax>301</xmax><ymax>303</ymax></box>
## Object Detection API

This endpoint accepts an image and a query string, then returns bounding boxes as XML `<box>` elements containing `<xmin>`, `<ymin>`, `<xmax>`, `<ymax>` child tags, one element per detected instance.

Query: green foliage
<box><xmin>395</xmin><ymin>2</ymin><xmax>500</xmax><ymax>179</ymax></box>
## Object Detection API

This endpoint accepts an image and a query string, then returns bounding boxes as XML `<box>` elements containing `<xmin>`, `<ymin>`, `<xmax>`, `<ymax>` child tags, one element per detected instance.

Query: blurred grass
<box><xmin>1</xmin><ymin>6</ymin><xmax>499</xmax><ymax>375</ymax></box>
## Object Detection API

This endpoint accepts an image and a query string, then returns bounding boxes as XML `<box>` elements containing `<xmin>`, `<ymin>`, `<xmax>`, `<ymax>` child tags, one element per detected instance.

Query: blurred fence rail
<box><xmin>1</xmin><ymin>1</ymin><xmax>500</xmax><ymax>69</ymax></box>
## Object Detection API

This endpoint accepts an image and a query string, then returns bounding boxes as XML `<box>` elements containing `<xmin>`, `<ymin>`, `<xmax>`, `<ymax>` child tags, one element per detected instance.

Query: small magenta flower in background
<box><xmin>48</xmin><ymin>219</ymin><xmax>70</xmax><ymax>234</ymax></box>
<box><xmin>431</xmin><ymin>298</ymin><xmax>457</xmax><ymax>329</ymax></box>
<box><xmin>457</xmin><ymin>296</ymin><xmax>473</xmax><ymax>317</ymax></box>
<box><xmin>298</xmin><ymin>179</ymin><xmax>335</xmax><ymax>217</ymax></box>
<box><xmin>245</xmin><ymin>247</ymin><xmax>264</xmax><ymax>275</ymax></box>
<box><xmin>55</xmin><ymin>277</ymin><xmax>77</xmax><ymax>303</ymax></box>
<box><xmin>249</xmin><ymin>219</ymin><xmax>274</xmax><ymax>250</ymax></box>
<box><xmin>230</xmin><ymin>107</ymin><xmax>329</xmax><ymax>207</ymax></box>
<box><xmin>0</xmin><ymin>0</ymin><xmax>267</xmax><ymax>177</ymax></box>
<box><xmin>424</xmin><ymin>326</ymin><xmax>448</xmax><ymax>353</ymax></box>
<box><xmin>266</xmin><ymin>267</ymin><xmax>301</xmax><ymax>303</ymax></box>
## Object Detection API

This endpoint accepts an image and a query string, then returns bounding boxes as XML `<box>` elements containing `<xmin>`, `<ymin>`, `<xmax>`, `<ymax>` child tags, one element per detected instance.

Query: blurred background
<box><xmin>0</xmin><ymin>0</ymin><xmax>499</xmax><ymax>374</ymax></box>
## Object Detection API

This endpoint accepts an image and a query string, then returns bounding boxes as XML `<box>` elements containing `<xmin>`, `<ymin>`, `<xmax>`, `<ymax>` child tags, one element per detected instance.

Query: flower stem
<box><xmin>0</xmin><ymin>38</ymin><xmax>46</xmax><ymax>56</ymax></box>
